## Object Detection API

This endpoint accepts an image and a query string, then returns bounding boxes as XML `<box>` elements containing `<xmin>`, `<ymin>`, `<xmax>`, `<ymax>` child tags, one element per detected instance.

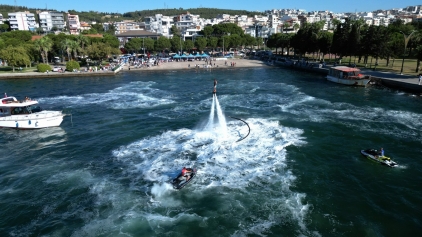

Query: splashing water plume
<box><xmin>204</xmin><ymin>94</ymin><xmax>227</xmax><ymax>137</ymax></box>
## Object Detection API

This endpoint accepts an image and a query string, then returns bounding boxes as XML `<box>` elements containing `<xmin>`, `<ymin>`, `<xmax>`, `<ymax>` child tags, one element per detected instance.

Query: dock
<box><xmin>273</xmin><ymin>58</ymin><xmax>422</xmax><ymax>94</ymax></box>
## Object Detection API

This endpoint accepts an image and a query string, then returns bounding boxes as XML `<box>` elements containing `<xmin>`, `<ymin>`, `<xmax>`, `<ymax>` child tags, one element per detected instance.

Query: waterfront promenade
<box><xmin>0</xmin><ymin>59</ymin><xmax>268</xmax><ymax>79</ymax></box>
<box><xmin>0</xmin><ymin>58</ymin><xmax>420</xmax><ymax>94</ymax></box>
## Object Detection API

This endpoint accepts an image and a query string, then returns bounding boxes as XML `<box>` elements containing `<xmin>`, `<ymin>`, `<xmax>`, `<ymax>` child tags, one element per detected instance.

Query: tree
<box><xmin>155</xmin><ymin>37</ymin><xmax>171</xmax><ymax>52</ymax></box>
<box><xmin>62</xmin><ymin>39</ymin><xmax>74</xmax><ymax>61</ymax></box>
<box><xmin>143</xmin><ymin>38</ymin><xmax>155</xmax><ymax>52</ymax></box>
<box><xmin>243</xmin><ymin>34</ymin><xmax>256</xmax><ymax>49</ymax></box>
<box><xmin>171</xmin><ymin>36</ymin><xmax>183</xmax><ymax>53</ymax></box>
<box><xmin>105</xmin><ymin>22</ymin><xmax>116</xmax><ymax>35</ymax></box>
<box><xmin>76</xmin><ymin>34</ymin><xmax>89</xmax><ymax>52</ymax></box>
<box><xmin>90</xmin><ymin>24</ymin><xmax>105</xmax><ymax>34</ymax></box>
<box><xmin>229</xmin><ymin>34</ymin><xmax>243</xmax><ymax>50</ymax></box>
<box><xmin>0</xmin><ymin>38</ymin><xmax>5</xmax><ymax>50</ymax></box>
<box><xmin>0</xmin><ymin>46</ymin><xmax>31</xmax><ymax>72</ymax></box>
<box><xmin>170</xmin><ymin>25</ymin><xmax>181</xmax><ymax>37</ymax></box>
<box><xmin>208</xmin><ymin>37</ymin><xmax>218</xmax><ymax>52</ymax></box>
<box><xmin>33</xmin><ymin>37</ymin><xmax>53</xmax><ymax>64</ymax></box>
<box><xmin>33</xmin><ymin>39</ymin><xmax>46</xmax><ymax>63</ymax></box>
<box><xmin>194</xmin><ymin>37</ymin><xmax>207</xmax><ymax>52</ymax></box>
<box><xmin>68</xmin><ymin>40</ymin><xmax>81</xmax><ymax>59</ymax></box>
<box><xmin>86</xmin><ymin>42</ymin><xmax>120</xmax><ymax>63</ymax></box>
<box><xmin>184</xmin><ymin>40</ymin><xmax>194</xmax><ymax>53</ymax></box>
<box><xmin>202</xmin><ymin>25</ymin><xmax>213</xmax><ymax>38</ymax></box>
<box><xmin>125</xmin><ymin>38</ymin><xmax>143</xmax><ymax>53</ymax></box>
<box><xmin>102</xmin><ymin>34</ymin><xmax>119</xmax><ymax>49</ymax></box>
<box><xmin>0</xmin><ymin>23</ymin><xmax>9</xmax><ymax>32</ymax></box>
<box><xmin>0</xmin><ymin>30</ymin><xmax>32</xmax><ymax>46</ymax></box>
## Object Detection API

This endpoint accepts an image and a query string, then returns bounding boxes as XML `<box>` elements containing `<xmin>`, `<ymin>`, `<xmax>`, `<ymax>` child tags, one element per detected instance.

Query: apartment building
<box><xmin>144</xmin><ymin>14</ymin><xmax>174</xmax><ymax>38</ymax></box>
<box><xmin>8</xmin><ymin>11</ymin><xmax>38</xmax><ymax>31</ymax></box>
<box><xmin>114</xmin><ymin>20</ymin><xmax>140</xmax><ymax>35</ymax></box>
<box><xmin>0</xmin><ymin>14</ymin><xmax>4</xmax><ymax>25</ymax></box>
<box><xmin>38</xmin><ymin>11</ymin><xmax>65</xmax><ymax>32</ymax></box>
<box><xmin>67</xmin><ymin>14</ymin><xmax>81</xmax><ymax>35</ymax></box>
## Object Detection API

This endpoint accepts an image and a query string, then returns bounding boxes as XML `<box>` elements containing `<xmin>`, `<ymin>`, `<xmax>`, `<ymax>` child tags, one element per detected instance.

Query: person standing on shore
<box><xmin>418</xmin><ymin>74</ymin><xmax>422</xmax><ymax>85</ymax></box>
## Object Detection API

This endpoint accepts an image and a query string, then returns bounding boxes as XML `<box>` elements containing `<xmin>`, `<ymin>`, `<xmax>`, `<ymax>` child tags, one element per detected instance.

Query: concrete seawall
<box><xmin>273</xmin><ymin>59</ymin><xmax>422</xmax><ymax>95</ymax></box>
<box><xmin>370</xmin><ymin>76</ymin><xmax>422</xmax><ymax>94</ymax></box>
<box><xmin>0</xmin><ymin>71</ymin><xmax>117</xmax><ymax>79</ymax></box>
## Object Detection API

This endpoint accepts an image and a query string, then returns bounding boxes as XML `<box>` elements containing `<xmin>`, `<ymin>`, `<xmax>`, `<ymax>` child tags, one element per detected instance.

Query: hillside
<box><xmin>0</xmin><ymin>4</ymin><xmax>262</xmax><ymax>23</ymax></box>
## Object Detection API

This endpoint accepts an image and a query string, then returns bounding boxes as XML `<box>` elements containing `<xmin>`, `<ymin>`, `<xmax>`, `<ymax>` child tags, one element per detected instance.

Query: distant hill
<box><xmin>0</xmin><ymin>4</ymin><xmax>262</xmax><ymax>23</ymax></box>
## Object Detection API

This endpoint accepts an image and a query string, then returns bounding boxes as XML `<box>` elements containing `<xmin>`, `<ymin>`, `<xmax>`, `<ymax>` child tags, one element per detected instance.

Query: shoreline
<box><xmin>0</xmin><ymin>59</ymin><xmax>270</xmax><ymax>79</ymax></box>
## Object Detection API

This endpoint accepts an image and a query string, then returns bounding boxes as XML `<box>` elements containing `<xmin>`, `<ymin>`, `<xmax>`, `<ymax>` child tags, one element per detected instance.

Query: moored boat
<box><xmin>0</xmin><ymin>96</ymin><xmax>64</xmax><ymax>129</ymax></box>
<box><xmin>360</xmin><ymin>149</ymin><xmax>398</xmax><ymax>167</ymax></box>
<box><xmin>327</xmin><ymin>66</ymin><xmax>371</xmax><ymax>86</ymax></box>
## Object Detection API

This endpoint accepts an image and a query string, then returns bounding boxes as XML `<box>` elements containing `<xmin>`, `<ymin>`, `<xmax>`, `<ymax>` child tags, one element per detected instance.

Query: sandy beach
<box><xmin>0</xmin><ymin>58</ymin><xmax>269</xmax><ymax>79</ymax></box>
<box><xmin>124</xmin><ymin>58</ymin><xmax>269</xmax><ymax>71</ymax></box>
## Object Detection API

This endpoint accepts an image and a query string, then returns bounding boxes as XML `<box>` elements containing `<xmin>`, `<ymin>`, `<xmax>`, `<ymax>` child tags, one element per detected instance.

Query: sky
<box><xmin>7</xmin><ymin>0</ymin><xmax>422</xmax><ymax>14</ymax></box>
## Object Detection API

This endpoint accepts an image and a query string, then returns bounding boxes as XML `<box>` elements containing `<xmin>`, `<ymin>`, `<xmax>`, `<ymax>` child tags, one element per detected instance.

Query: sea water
<box><xmin>0</xmin><ymin>67</ymin><xmax>421</xmax><ymax>236</ymax></box>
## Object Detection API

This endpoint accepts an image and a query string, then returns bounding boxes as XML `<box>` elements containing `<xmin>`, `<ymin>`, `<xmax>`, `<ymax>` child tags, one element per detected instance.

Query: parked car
<box><xmin>52</xmin><ymin>66</ymin><xmax>61</xmax><ymax>72</ymax></box>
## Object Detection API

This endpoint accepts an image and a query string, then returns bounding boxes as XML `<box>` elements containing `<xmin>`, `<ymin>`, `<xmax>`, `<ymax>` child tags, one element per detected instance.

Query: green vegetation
<box><xmin>0</xmin><ymin>30</ymin><xmax>120</xmax><ymax>73</ymax></box>
<box><xmin>268</xmin><ymin>20</ymin><xmax>422</xmax><ymax>75</ymax></box>
<box><xmin>36</xmin><ymin>63</ymin><xmax>51</xmax><ymax>72</ymax></box>
<box><xmin>0</xmin><ymin>4</ymin><xmax>261</xmax><ymax>23</ymax></box>
<box><xmin>1</xmin><ymin>4</ymin><xmax>422</xmax><ymax>76</ymax></box>
<box><xmin>66</xmin><ymin>60</ymin><xmax>80</xmax><ymax>72</ymax></box>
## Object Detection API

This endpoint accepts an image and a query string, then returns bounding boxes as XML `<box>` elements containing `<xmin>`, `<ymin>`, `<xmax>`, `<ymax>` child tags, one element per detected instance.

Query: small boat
<box><xmin>0</xmin><ymin>96</ymin><xmax>64</xmax><ymax>129</ymax></box>
<box><xmin>327</xmin><ymin>66</ymin><xmax>371</xmax><ymax>86</ymax></box>
<box><xmin>360</xmin><ymin>149</ymin><xmax>398</xmax><ymax>167</ymax></box>
<box><xmin>170</xmin><ymin>168</ymin><xmax>197</xmax><ymax>190</ymax></box>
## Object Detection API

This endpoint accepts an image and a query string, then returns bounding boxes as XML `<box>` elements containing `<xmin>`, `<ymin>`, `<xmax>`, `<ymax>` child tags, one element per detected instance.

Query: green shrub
<box><xmin>37</xmin><ymin>63</ymin><xmax>51</xmax><ymax>73</ymax></box>
<box><xmin>66</xmin><ymin>60</ymin><xmax>80</xmax><ymax>72</ymax></box>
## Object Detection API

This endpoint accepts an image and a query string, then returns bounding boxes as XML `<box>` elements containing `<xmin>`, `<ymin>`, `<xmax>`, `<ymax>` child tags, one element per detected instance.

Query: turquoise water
<box><xmin>0</xmin><ymin>66</ymin><xmax>421</xmax><ymax>236</ymax></box>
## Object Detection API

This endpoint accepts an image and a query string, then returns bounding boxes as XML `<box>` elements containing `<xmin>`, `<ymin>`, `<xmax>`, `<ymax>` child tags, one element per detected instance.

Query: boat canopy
<box><xmin>331</xmin><ymin>66</ymin><xmax>361</xmax><ymax>72</ymax></box>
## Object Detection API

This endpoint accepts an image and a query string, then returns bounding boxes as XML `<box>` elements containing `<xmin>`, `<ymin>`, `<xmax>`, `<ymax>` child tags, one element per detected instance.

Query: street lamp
<box><xmin>400</xmin><ymin>30</ymin><xmax>416</xmax><ymax>75</ymax></box>
<box><xmin>143</xmin><ymin>37</ymin><xmax>145</xmax><ymax>55</ymax></box>
<box><xmin>180</xmin><ymin>36</ymin><xmax>183</xmax><ymax>55</ymax></box>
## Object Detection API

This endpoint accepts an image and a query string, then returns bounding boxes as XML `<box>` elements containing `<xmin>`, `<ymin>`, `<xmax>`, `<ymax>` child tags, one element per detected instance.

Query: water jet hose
<box><xmin>229</xmin><ymin>116</ymin><xmax>250</xmax><ymax>142</ymax></box>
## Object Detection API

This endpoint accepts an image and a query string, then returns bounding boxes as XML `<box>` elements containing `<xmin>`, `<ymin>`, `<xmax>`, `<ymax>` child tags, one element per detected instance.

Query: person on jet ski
<box><xmin>181</xmin><ymin>167</ymin><xmax>192</xmax><ymax>181</ymax></box>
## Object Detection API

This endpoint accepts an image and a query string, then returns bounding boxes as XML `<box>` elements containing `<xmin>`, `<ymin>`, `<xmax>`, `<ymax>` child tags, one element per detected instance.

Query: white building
<box><xmin>8</xmin><ymin>11</ymin><xmax>38</xmax><ymax>31</ymax></box>
<box><xmin>67</xmin><ymin>14</ymin><xmax>81</xmax><ymax>35</ymax></box>
<box><xmin>38</xmin><ymin>11</ymin><xmax>65</xmax><ymax>32</ymax></box>
<box><xmin>0</xmin><ymin>13</ymin><xmax>4</xmax><ymax>25</ymax></box>
<box><xmin>144</xmin><ymin>14</ymin><xmax>174</xmax><ymax>38</ymax></box>
<box><xmin>114</xmin><ymin>20</ymin><xmax>140</xmax><ymax>35</ymax></box>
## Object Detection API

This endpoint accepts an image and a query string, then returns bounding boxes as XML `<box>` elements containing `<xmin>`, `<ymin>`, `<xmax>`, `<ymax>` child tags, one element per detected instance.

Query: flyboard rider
<box><xmin>213</xmin><ymin>79</ymin><xmax>217</xmax><ymax>94</ymax></box>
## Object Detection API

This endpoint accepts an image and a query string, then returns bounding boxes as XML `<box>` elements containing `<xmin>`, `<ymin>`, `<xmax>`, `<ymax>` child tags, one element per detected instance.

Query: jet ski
<box><xmin>170</xmin><ymin>168</ymin><xmax>196</xmax><ymax>190</ymax></box>
<box><xmin>360</xmin><ymin>149</ymin><xmax>398</xmax><ymax>167</ymax></box>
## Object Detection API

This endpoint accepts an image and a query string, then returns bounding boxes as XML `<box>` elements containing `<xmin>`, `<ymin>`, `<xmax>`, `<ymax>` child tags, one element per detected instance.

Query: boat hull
<box><xmin>327</xmin><ymin>75</ymin><xmax>370</xmax><ymax>86</ymax></box>
<box><xmin>360</xmin><ymin>149</ymin><xmax>398</xmax><ymax>167</ymax></box>
<box><xmin>0</xmin><ymin>111</ymin><xmax>64</xmax><ymax>129</ymax></box>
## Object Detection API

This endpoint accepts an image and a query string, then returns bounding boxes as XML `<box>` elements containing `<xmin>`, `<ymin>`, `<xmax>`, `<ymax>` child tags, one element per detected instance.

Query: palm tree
<box><xmin>33</xmin><ymin>39</ymin><xmax>45</xmax><ymax>63</ymax></box>
<box><xmin>76</xmin><ymin>34</ymin><xmax>89</xmax><ymax>54</ymax></box>
<box><xmin>61</xmin><ymin>39</ymin><xmax>73</xmax><ymax>61</ymax></box>
<box><xmin>69</xmin><ymin>40</ymin><xmax>81</xmax><ymax>60</ymax></box>
<box><xmin>33</xmin><ymin>37</ymin><xmax>53</xmax><ymax>64</ymax></box>
<box><xmin>40</xmin><ymin>37</ymin><xmax>53</xmax><ymax>64</ymax></box>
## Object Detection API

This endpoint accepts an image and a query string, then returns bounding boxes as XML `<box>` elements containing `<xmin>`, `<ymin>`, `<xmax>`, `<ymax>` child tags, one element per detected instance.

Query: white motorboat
<box><xmin>0</xmin><ymin>96</ymin><xmax>64</xmax><ymax>129</ymax></box>
<box><xmin>326</xmin><ymin>66</ymin><xmax>371</xmax><ymax>86</ymax></box>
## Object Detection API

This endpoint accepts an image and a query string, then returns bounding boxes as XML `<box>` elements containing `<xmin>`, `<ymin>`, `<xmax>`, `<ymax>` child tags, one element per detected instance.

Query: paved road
<box><xmin>360</xmin><ymin>68</ymin><xmax>421</xmax><ymax>85</ymax></box>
